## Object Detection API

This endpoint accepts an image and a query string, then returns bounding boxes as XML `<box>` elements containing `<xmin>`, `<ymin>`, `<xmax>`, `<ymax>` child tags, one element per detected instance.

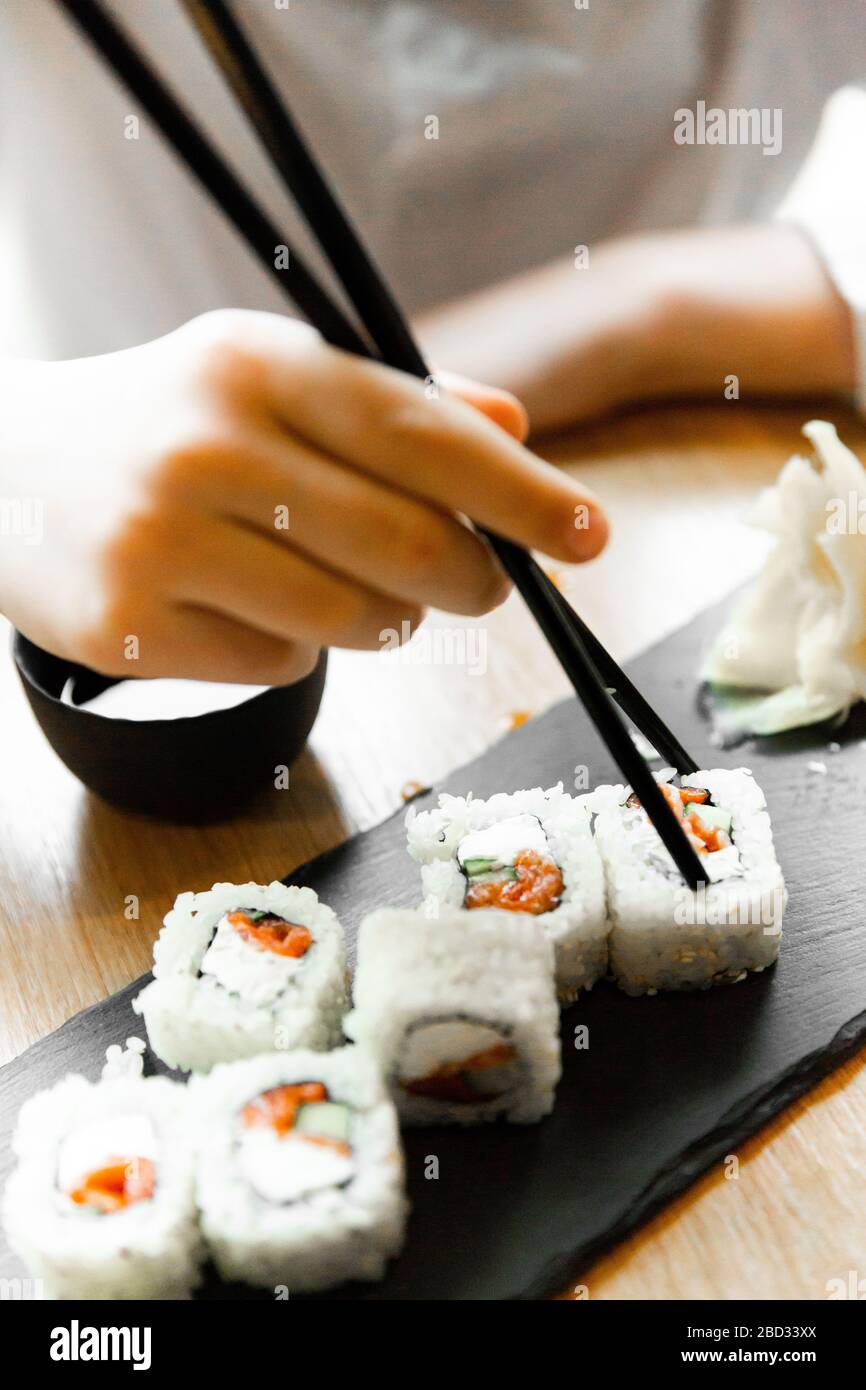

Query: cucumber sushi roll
<box><xmin>407</xmin><ymin>784</ymin><xmax>607</xmax><ymax>1001</ymax></box>
<box><xmin>133</xmin><ymin>882</ymin><xmax>348</xmax><ymax>1072</ymax></box>
<box><xmin>345</xmin><ymin>907</ymin><xmax>561</xmax><ymax>1126</ymax></box>
<box><xmin>191</xmin><ymin>1047</ymin><xmax>406</xmax><ymax>1292</ymax></box>
<box><xmin>591</xmin><ymin>767</ymin><xmax>786</xmax><ymax>995</ymax></box>
<box><xmin>2</xmin><ymin>1073</ymin><xmax>201</xmax><ymax>1300</ymax></box>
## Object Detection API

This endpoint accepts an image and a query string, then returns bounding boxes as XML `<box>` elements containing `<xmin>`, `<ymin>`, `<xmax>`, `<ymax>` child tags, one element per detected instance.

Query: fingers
<box><xmin>194</xmin><ymin>312</ymin><xmax>607</xmax><ymax>564</ymax></box>
<box><xmin>437</xmin><ymin>370</ymin><xmax>530</xmax><ymax>442</ymax></box>
<box><xmin>150</xmin><ymin>608</ymin><xmax>321</xmax><ymax>686</ymax></box>
<box><xmin>276</xmin><ymin>350</ymin><xmax>605</xmax><ymax>562</ymax></box>
<box><xmin>167</xmin><ymin>513</ymin><xmax>425</xmax><ymax>650</ymax></box>
<box><xmin>167</xmin><ymin>427</ymin><xmax>509</xmax><ymax>617</ymax></box>
<box><xmin>77</xmin><ymin>598</ymin><xmax>322</xmax><ymax>686</ymax></box>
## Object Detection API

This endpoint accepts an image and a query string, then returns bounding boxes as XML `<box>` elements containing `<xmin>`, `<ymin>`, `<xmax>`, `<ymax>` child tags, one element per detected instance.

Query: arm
<box><xmin>415</xmin><ymin>222</ymin><xmax>858</xmax><ymax>436</ymax></box>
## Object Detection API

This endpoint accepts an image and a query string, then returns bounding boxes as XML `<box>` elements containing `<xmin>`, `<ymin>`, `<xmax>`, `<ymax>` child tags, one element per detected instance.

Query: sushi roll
<box><xmin>591</xmin><ymin>767</ymin><xmax>786</xmax><ymax>995</ymax></box>
<box><xmin>133</xmin><ymin>882</ymin><xmax>348</xmax><ymax>1072</ymax></box>
<box><xmin>191</xmin><ymin>1047</ymin><xmax>406</xmax><ymax>1292</ymax></box>
<box><xmin>345</xmin><ymin>907</ymin><xmax>561</xmax><ymax>1126</ymax></box>
<box><xmin>407</xmin><ymin>784</ymin><xmax>607</xmax><ymax>1001</ymax></box>
<box><xmin>2</xmin><ymin>1071</ymin><xmax>201</xmax><ymax>1299</ymax></box>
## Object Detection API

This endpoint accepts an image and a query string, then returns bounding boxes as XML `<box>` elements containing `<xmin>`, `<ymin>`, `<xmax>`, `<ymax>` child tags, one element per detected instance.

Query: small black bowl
<box><xmin>13</xmin><ymin>633</ymin><xmax>328</xmax><ymax>822</ymax></box>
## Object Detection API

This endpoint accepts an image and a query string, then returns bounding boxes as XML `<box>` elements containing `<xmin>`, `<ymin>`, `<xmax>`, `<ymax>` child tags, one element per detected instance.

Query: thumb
<box><xmin>437</xmin><ymin>370</ymin><xmax>530</xmax><ymax>443</ymax></box>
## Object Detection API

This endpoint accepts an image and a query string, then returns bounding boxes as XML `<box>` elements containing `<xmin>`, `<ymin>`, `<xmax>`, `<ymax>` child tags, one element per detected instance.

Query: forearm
<box><xmin>416</xmin><ymin>223</ymin><xmax>859</xmax><ymax>434</ymax></box>
<box><xmin>416</xmin><ymin>242</ymin><xmax>661</xmax><ymax>433</ymax></box>
<box><xmin>645</xmin><ymin>223</ymin><xmax>857</xmax><ymax>403</ymax></box>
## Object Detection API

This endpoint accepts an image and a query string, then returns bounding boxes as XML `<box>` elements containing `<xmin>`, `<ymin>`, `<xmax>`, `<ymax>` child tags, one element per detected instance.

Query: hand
<box><xmin>0</xmin><ymin>309</ymin><xmax>607</xmax><ymax>683</ymax></box>
<box><xmin>416</xmin><ymin>224</ymin><xmax>858</xmax><ymax>433</ymax></box>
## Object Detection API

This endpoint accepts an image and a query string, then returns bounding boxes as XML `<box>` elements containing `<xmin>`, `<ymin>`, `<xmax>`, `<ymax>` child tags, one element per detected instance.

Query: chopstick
<box><xmin>176</xmin><ymin>0</ymin><xmax>698</xmax><ymax>778</ymax></box>
<box><xmin>178</xmin><ymin>0</ymin><xmax>427</xmax><ymax>379</ymax></box>
<box><xmin>56</xmin><ymin>0</ymin><xmax>369</xmax><ymax>358</ymax></box>
<box><xmin>545</xmin><ymin>581</ymin><xmax>699</xmax><ymax>774</ymax></box>
<box><xmin>176</xmin><ymin>0</ymin><xmax>708</xmax><ymax>868</ymax></box>
<box><xmin>56</xmin><ymin>0</ymin><xmax>709</xmax><ymax>888</ymax></box>
<box><xmin>176</xmin><ymin>0</ymin><xmax>702</xmax><ymax>782</ymax></box>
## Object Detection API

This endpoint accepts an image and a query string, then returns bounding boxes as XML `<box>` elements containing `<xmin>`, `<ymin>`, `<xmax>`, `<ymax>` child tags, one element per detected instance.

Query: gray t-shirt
<box><xmin>2</xmin><ymin>0</ymin><xmax>864</xmax><ymax>394</ymax></box>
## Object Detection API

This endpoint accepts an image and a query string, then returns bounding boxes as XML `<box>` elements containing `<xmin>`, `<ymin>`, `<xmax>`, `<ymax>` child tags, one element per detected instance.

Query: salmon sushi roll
<box><xmin>2</xmin><ymin>1071</ymin><xmax>201</xmax><ymax>1300</ymax></box>
<box><xmin>591</xmin><ymin>767</ymin><xmax>786</xmax><ymax>995</ymax></box>
<box><xmin>345</xmin><ymin>907</ymin><xmax>561</xmax><ymax>1126</ymax></box>
<box><xmin>133</xmin><ymin>882</ymin><xmax>348</xmax><ymax>1072</ymax></box>
<box><xmin>406</xmin><ymin>784</ymin><xmax>607</xmax><ymax>1001</ymax></box>
<box><xmin>190</xmin><ymin>1047</ymin><xmax>406</xmax><ymax>1292</ymax></box>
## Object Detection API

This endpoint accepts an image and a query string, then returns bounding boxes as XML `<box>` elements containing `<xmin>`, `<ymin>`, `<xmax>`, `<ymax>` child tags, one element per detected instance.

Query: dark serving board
<box><xmin>2</xmin><ymin>599</ymin><xmax>866</xmax><ymax>1300</ymax></box>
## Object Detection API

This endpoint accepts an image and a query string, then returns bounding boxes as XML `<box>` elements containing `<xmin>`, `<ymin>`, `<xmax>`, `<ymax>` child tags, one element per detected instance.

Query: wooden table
<box><xmin>3</xmin><ymin>400</ymin><xmax>865</xmax><ymax>1300</ymax></box>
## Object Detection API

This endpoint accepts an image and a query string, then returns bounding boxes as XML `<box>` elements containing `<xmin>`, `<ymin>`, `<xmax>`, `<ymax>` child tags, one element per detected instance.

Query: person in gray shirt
<box><xmin>0</xmin><ymin>1</ymin><xmax>861</xmax><ymax>682</ymax></box>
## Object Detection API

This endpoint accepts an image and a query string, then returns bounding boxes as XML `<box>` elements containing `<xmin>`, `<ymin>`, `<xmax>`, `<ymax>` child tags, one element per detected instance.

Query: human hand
<box><xmin>0</xmin><ymin>309</ymin><xmax>607</xmax><ymax>683</ymax></box>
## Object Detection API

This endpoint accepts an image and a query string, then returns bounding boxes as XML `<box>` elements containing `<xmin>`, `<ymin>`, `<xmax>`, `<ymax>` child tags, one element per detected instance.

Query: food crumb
<box><xmin>502</xmin><ymin>710</ymin><xmax>532</xmax><ymax>732</ymax></box>
<box><xmin>400</xmin><ymin>780</ymin><xmax>427</xmax><ymax>802</ymax></box>
<box><xmin>102</xmin><ymin>1036</ymin><xmax>147</xmax><ymax>1082</ymax></box>
<box><xmin>630</xmin><ymin>729</ymin><xmax>660</xmax><ymax>761</ymax></box>
<box><xmin>807</xmin><ymin>760</ymin><xmax>828</xmax><ymax>775</ymax></box>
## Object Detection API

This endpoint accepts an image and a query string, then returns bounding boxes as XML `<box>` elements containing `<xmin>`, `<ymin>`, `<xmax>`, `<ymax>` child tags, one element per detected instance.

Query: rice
<box><xmin>190</xmin><ymin>1047</ymin><xmax>406</xmax><ymax>1292</ymax></box>
<box><xmin>345</xmin><ymin>907</ymin><xmax>561</xmax><ymax>1125</ymax></box>
<box><xmin>406</xmin><ymin>783</ymin><xmax>608</xmax><ymax>1001</ymax></box>
<box><xmin>2</xmin><ymin>1072</ymin><xmax>201</xmax><ymax>1300</ymax></box>
<box><xmin>590</xmin><ymin>767</ymin><xmax>785</xmax><ymax>995</ymax></box>
<box><xmin>133</xmin><ymin>882</ymin><xmax>348</xmax><ymax>1072</ymax></box>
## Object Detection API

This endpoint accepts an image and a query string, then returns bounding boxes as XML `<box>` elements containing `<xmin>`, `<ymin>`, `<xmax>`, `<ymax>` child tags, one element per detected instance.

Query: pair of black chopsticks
<box><xmin>56</xmin><ymin>0</ymin><xmax>709</xmax><ymax>888</ymax></box>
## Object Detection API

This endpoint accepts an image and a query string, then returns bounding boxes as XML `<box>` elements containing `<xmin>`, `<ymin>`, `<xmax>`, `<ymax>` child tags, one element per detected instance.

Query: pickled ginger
<box><xmin>704</xmin><ymin>420</ymin><xmax>866</xmax><ymax>735</ymax></box>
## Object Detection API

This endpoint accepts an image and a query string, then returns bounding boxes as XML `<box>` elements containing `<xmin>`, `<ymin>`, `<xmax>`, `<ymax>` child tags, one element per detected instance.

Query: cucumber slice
<box><xmin>464</xmin><ymin>866</ymin><xmax>518</xmax><ymax>884</ymax></box>
<box><xmin>462</xmin><ymin>857</ymin><xmax>501</xmax><ymax>877</ymax></box>
<box><xmin>294</xmin><ymin>1102</ymin><xmax>351</xmax><ymax>1143</ymax></box>
<box><xmin>684</xmin><ymin>803</ymin><xmax>732</xmax><ymax>835</ymax></box>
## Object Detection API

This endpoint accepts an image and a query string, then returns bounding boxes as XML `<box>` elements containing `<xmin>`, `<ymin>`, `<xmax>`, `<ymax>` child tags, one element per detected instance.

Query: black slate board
<box><xmin>3</xmin><ymin>599</ymin><xmax>866</xmax><ymax>1300</ymax></box>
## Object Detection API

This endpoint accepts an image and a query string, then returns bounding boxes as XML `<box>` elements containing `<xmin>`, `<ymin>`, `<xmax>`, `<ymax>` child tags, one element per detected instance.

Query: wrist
<box><xmin>621</xmin><ymin>223</ymin><xmax>859</xmax><ymax>403</ymax></box>
<box><xmin>576</xmin><ymin>235</ymin><xmax>695</xmax><ymax>407</ymax></box>
<box><xmin>601</xmin><ymin>234</ymin><xmax>709</xmax><ymax>401</ymax></box>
